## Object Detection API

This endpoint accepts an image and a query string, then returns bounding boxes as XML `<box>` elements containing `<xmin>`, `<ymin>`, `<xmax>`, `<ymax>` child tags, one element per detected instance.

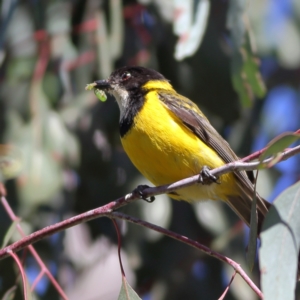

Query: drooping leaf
<box><xmin>118</xmin><ymin>276</ymin><xmax>141</xmax><ymax>300</ymax></box>
<box><xmin>259</xmin><ymin>132</ymin><xmax>300</xmax><ymax>166</ymax></box>
<box><xmin>230</xmin><ymin>34</ymin><xmax>266</xmax><ymax>106</ymax></box>
<box><xmin>259</xmin><ymin>181</ymin><xmax>300</xmax><ymax>300</ymax></box>
<box><xmin>227</xmin><ymin>0</ymin><xmax>266</xmax><ymax>106</ymax></box>
<box><xmin>2</xmin><ymin>220</ymin><xmax>18</xmax><ymax>248</ymax></box>
<box><xmin>174</xmin><ymin>0</ymin><xmax>210</xmax><ymax>61</ymax></box>
<box><xmin>2</xmin><ymin>285</ymin><xmax>17</xmax><ymax>300</ymax></box>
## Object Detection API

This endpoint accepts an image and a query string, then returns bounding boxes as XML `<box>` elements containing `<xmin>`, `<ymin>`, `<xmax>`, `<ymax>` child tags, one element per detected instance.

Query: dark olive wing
<box><xmin>158</xmin><ymin>91</ymin><xmax>252</xmax><ymax>186</ymax></box>
<box><xmin>158</xmin><ymin>90</ymin><xmax>271</xmax><ymax>233</ymax></box>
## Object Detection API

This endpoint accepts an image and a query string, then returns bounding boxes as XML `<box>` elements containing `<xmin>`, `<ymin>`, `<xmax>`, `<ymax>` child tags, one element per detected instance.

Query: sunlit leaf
<box><xmin>259</xmin><ymin>181</ymin><xmax>300</xmax><ymax>300</ymax></box>
<box><xmin>174</xmin><ymin>0</ymin><xmax>210</xmax><ymax>61</ymax></box>
<box><xmin>16</xmin><ymin>140</ymin><xmax>62</xmax><ymax>209</ymax></box>
<box><xmin>0</xmin><ymin>145</ymin><xmax>23</xmax><ymax>180</ymax></box>
<box><xmin>118</xmin><ymin>276</ymin><xmax>141</xmax><ymax>300</ymax></box>
<box><xmin>259</xmin><ymin>132</ymin><xmax>300</xmax><ymax>165</ymax></box>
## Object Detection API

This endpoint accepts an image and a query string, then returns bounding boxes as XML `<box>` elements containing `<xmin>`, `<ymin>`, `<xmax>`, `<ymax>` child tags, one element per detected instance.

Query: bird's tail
<box><xmin>227</xmin><ymin>181</ymin><xmax>300</xmax><ymax>280</ymax></box>
<box><xmin>226</xmin><ymin>181</ymin><xmax>271</xmax><ymax>234</ymax></box>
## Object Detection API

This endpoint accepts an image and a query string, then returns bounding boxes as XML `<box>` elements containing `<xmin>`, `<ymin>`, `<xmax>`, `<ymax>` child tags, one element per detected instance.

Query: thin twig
<box><xmin>8</xmin><ymin>250</ymin><xmax>28</xmax><ymax>300</ymax></box>
<box><xmin>112</xmin><ymin>219</ymin><xmax>125</xmax><ymax>277</ymax></box>
<box><xmin>111</xmin><ymin>212</ymin><xmax>263</xmax><ymax>299</ymax></box>
<box><xmin>1</xmin><ymin>197</ymin><xmax>68</xmax><ymax>300</ymax></box>
<box><xmin>0</xmin><ymin>145</ymin><xmax>299</xmax><ymax>260</ymax></box>
<box><xmin>0</xmin><ymin>145</ymin><xmax>299</xmax><ymax>297</ymax></box>
<box><xmin>218</xmin><ymin>270</ymin><xmax>237</xmax><ymax>300</ymax></box>
<box><xmin>31</xmin><ymin>270</ymin><xmax>45</xmax><ymax>292</ymax></box>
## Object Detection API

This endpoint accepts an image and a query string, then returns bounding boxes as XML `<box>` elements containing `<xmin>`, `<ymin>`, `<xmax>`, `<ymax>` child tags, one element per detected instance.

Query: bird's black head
<box><xmin>94</xmin><ymin>66</ymin><xmax>167</xmax><ymax>93</ymax></box>
<box><xmin>93</xmin><ymin>66</ymin><xmax>171</xmax><ymax>117</ymax></box>
<box><xmin>93</xmin><ymin>66</ymin><xmax>174</xmax><ymax>137</ymax></box>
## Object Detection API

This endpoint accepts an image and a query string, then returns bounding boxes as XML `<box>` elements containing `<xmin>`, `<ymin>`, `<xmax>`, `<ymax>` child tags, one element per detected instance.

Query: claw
<box><xmin>198</xmin><ymin>166</ymin><xmax>220</xmax><ymax>185</ymax></box>
<box><xmin>132</xmin><ymin>185</ymin><xmax>155</xmax><ymax>203</ymax></box>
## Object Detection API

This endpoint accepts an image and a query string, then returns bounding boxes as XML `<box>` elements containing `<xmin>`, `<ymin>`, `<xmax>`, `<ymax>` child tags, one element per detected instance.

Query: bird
<box><xmin>93</xmin><ymin>66</ymin><xmax>271</xmax><ymax>234</ymax></box>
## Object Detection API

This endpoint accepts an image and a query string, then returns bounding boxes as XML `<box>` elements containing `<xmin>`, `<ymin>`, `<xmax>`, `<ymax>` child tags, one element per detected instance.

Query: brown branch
<box><xmin>0</xmin><ymin>144</ymin><xmax>299</xmax><ymax>297</ymax></box>
<box><xmin>218</xmin><ymin>270</ymin><xmax>237</xmax><ymax>300</ymax></box>
<box><xmin>0</xmin><ymin>145</ymin><xmax>299</xmax><ymax>261</ymax></box>
<box><xmin>1</xmin><ymin>197</ymin><xmax>68</xmax><ymax>300</ymax></box>
<box><xmin>112</xmin><ymin>219</ymin><xmax>126</xmax><ymax>277</ymax></box>
<box><xmin>111</xmin><ymin>212</ymin><xmax>263</xmax><ymax>299</ymax></box>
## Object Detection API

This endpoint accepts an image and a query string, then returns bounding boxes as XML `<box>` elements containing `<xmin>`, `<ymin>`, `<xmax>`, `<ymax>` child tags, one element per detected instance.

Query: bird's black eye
<box><xmin>121</xmin><ymin>72</ymin><xmax>131</xmax><ymax>82</ymax></box>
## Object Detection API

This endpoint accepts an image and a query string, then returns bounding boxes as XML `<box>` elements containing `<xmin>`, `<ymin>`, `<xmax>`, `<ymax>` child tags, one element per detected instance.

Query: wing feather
<box><xmin>158</xmin><ymin>91</ymin><xmax>244</xmax><ymax>174</ymax></box>
<box><xmin>158</xmin><ymin>91</ymin><xmax>270</xmax><ymax>232</ymax></box>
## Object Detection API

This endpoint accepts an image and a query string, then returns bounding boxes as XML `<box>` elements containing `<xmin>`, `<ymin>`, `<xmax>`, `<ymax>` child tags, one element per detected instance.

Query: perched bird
<box><xmin>93</xmin><ymin>66</ymin><xmax>270</xmax><ymax>233</ymax></box>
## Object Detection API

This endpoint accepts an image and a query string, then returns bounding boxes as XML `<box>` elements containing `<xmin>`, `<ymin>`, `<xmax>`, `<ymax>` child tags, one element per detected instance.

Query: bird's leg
<box><xmin>198</xmin><ymin>166</ymin><xmax>220</xmax><ymax>185</ymax></box>
<box><xmin>132</xmin><ymin>185</ymin><xmax>155</xmax><ymax>203</ymax></box>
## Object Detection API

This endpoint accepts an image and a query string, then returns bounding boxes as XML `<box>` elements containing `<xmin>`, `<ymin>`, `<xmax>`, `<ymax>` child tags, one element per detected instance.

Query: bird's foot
<box><xmin>132</xmin><ymin>185</ymin><xmax>155</xmax><ymax>203</ymax></box>
<box><xmin>198</xmin><ymin>166</ymin><xmax>220</xmax><ymax>185</ymax></box>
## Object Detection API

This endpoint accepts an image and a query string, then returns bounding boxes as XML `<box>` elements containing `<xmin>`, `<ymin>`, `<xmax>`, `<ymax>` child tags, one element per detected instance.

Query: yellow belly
<box><xmin>121</xmin><ymin>91</ymin><xmax>237</xmax><ymax>202</ymax></box>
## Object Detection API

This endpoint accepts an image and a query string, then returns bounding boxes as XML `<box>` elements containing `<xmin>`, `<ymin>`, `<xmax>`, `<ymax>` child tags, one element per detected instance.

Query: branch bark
<box><xmin>0</xmin><ymin>144</ymin><xmax>299</xmax><ymax>297</ymax></box>
<box><xmin>1</xmin><ymin>145</ymin><xmax>299</xmax><ymax>259</ymax></box>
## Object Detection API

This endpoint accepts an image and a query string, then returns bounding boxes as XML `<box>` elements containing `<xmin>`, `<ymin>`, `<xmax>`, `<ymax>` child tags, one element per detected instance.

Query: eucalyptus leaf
<box><xmin>231</xmin><ymin>35</ymin><xmax>266</xmax><ymax>106</ymax></box>
<box><xmin>118</xmin><ymin>276</ymin><xmax>141</xmax><ymax>300</ymax></box>
<box><xmin>17</xmin><ymin>144</ymin><xmax>62</xmax><ymax>209</ymax></box>
<box><xmin>2</xmin><ymin>285</ymin><xmax>17</xmax><ymax>300</ymax></box>
<box><xmin>259</xmin><ymin>132</ymin><xmax>300</xmax><ymax>163</ymax></box>
<box><xmin>227</xmin><ymin>0</ymin><xmax>266</xmax><ymax>106</ymax></box>
<box><xmin>2</xmin><ymin>220</ymin><xmax>18</xmax><ymax>248</ymax></box>
<box><xmin>0</xmin><ymin>145</ymin><xmax>23</xmax><ymax>180</ymax></box>
<box><xmin>259</xmin><ymin>181</ymin><xmax>300</xmax><ymax>300</ymax></box>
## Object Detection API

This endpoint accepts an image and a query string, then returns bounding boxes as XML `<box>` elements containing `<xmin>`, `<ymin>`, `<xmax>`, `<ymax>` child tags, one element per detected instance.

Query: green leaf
<box><xmin>1</xmin><ymin>285</ymin><xmax>17</xmax><ymax>300</ymax></box>
<box><xmin>2</xmin><ymin>221</ymin><xmax>18</xmax><ymax>248</ymax></box>
<box><xmin>7</xmin><ymin>57</ymin><xmax>36</xmax><ymax>82</ymax></box>
<box><xmin>259</xmin><ymin>181</ymin><xmax>300</xmax><ymax>300</ymax></box>
<box><xmin>231</xmin><ymin>35</ymin><xmax>266</xmax><ymax>106</ymax></box>
<box><xmin>259</xmin><ymin>132</ymin><xmax>300</xmax><ymax>165</ymax></box>
<box><xmin>0</xmin><ymin>145</ymin><xmax>23</xmax><ymax>180</ymax></box>
<box><xmin>227</xmin><ymin>0</ymin><xmax>266</xmax><ymax>106</ymax></box>
<box><xmin>118</xmin><ymin>276</ymin><xmax>141</xmax><ymax>300</ymax></box>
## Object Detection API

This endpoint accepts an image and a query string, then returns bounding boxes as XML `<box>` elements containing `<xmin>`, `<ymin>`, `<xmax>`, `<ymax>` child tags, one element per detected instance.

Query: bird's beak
<box><xmin>94</xmin><ymin>79</ymin><xmax>111</xmax><ymax>90</ymax></box>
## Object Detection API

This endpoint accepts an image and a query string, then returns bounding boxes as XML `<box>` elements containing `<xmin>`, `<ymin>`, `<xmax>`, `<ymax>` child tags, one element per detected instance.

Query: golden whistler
<box><xmin>93</xmin><ymin>66</ymin><xmax>270</xmax><ymax>233</ymax></box>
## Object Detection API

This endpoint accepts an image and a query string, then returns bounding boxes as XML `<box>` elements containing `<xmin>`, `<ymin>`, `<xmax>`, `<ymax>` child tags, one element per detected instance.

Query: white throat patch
<box><xmin>110</xmin><ymin>86</ymin><xmax>130</xmax><ymax>119</ymax></box>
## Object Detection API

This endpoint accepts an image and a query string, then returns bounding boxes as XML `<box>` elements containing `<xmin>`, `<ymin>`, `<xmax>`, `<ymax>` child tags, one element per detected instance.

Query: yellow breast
<box><xmin>121</xmin><ymin>90</ymin><xmax>236</xmax><ymax>202</ymax></box>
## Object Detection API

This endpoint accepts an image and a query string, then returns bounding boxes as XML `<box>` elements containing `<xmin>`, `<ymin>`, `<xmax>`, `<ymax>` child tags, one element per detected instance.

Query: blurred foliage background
<box><xmin>0</xmin><ymin>0</ymin><xmax>300</xmax><ymax>299</ymax></box>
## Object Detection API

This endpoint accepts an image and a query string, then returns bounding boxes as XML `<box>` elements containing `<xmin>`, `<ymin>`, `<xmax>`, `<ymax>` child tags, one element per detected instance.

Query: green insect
<box><xmin>85</xmin><ymin>83</ymin><xmax>107</xmax><ymax>102</ymax></box>
<box><xmin>94</xmin><ymin>89</ymin><xmax>107</xmax><ymax>102</ymax></box>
